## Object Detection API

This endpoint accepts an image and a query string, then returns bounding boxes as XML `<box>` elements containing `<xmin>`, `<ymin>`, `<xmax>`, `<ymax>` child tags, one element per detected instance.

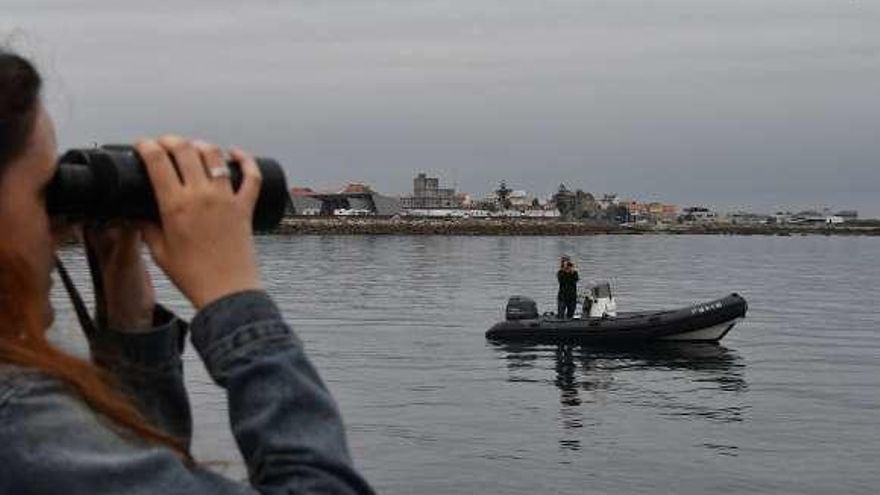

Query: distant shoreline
<box><xmin>272</xmin><ymin>216</ymin><xmax>880</xmax><ymax>236</ymax></box>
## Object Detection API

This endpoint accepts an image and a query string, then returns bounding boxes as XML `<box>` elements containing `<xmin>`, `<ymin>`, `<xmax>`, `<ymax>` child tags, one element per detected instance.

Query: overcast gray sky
<box><xmin>4</xmin><ymin>0</ymin><xmax>879</xmax><ymax>215</ymax></box>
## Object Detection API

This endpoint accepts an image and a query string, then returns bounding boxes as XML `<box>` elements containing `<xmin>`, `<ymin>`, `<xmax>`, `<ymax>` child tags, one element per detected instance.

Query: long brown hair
<box><xmin>0</xmin><ymin>49</ymin><xmax>191</xmax><ymax>462</ymax></box>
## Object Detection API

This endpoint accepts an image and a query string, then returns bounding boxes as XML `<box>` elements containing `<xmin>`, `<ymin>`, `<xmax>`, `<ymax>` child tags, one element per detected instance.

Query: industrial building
<box><xmin>289</xmin><ymin>185</ymin><xmax>401</xmax><ymax>216</ymax></box>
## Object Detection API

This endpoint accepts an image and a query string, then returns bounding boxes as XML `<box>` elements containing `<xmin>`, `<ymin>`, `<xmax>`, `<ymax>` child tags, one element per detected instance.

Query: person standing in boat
<box><xmin>557</xmin><ymin>256</ymin><xmax>579</xmax><ymax>319</ymax></box>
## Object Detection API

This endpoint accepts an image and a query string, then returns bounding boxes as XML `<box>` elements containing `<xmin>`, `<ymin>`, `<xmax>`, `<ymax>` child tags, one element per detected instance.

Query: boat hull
<box><xmin>658</xmin><ymin>318</ymin><xmax>742</xmax><ymax>341</ymax></box>
<box><xmin>486</xmin><ymin>294</ymin><xmax>747</xmax><ymax>344</ymax></box>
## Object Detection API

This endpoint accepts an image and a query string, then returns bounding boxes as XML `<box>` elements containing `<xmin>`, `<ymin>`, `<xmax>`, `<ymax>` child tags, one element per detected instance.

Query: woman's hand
<box><xmin>136</xmin><ymin>136</ymin><xmax>263</xmax><ymax>309</ymax></box>
<box><xmin>85</xmin><ymin>224</ymin><xmax>156</xmax><ymax>333</ymax></box>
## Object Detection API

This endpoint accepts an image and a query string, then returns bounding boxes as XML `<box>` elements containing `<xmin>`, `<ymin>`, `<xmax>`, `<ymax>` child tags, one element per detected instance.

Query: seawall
<box><xmin>272</xmin><ymin>217</ymin><xmax>880</xmax><ymax>236</ymax></box>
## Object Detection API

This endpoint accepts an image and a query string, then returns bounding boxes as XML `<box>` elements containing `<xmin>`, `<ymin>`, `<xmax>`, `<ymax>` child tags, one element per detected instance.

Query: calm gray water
<box><xmin>52</xmin><ymin>235</ymin><xmax>880</xmax><ymax>494</ymax></box>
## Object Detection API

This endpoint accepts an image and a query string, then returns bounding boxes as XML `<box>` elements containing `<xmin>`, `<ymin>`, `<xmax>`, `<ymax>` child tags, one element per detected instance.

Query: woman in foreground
<box><xmin>0</xmin><ymin>50</ymin><xmax>373</xmax><ymax>494</ymax></box>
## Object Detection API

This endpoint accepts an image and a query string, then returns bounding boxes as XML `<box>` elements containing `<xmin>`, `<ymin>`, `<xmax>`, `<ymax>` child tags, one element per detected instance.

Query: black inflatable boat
<box><xmin>486</xmin><ymin>293</ymin><xmax>747</xmax><ymax>344</ymax></box>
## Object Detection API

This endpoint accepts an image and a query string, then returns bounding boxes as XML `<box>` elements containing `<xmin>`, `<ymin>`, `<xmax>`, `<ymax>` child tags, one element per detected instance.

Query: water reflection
<box><xmin>493</xmin><ymin>342</ymin><xmax>748</xmax><ymax>452</ymax></box>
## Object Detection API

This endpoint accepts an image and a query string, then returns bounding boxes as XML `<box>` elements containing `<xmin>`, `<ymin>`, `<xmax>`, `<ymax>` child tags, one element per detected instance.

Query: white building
<box><xmin>681</xmin><ymin>206</ymin><xmax>718</xmax><ymax>223</ymax></box>
<box><xmin>508</xmin><ymin>190</ymin><xmax>534</xmax><ymax>209</ymax></box>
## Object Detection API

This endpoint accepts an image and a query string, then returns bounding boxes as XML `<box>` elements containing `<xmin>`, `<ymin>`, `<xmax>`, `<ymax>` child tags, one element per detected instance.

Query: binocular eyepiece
<box><xmin>47</xmin><ymin>145</ymin><xmax>290</xmax><ymax>231</ymax></box>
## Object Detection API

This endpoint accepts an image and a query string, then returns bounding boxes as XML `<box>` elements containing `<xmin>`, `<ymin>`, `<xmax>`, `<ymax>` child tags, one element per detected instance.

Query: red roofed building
<box><xmin>340</xmin><ymin>183</ymin><xmax>374</xmax><ymax>194</ymax></box>
<box><xmin>290</xmin><ymin>187</ymin><xmax>317</xmax><ymax>197</ymax></box>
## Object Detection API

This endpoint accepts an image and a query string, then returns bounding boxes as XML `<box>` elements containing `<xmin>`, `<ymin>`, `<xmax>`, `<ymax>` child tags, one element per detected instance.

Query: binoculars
<box><xmin>46</xmin><ymin>145</ymin><xmax>290</xmax><ymax>231</ymax></box>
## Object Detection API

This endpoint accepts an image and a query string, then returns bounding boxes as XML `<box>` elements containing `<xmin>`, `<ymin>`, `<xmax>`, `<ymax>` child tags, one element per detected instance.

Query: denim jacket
<box><xmin>0</xmin><ymin>290</ymin><xmax>374</xmax><ymax>494</ymax></box>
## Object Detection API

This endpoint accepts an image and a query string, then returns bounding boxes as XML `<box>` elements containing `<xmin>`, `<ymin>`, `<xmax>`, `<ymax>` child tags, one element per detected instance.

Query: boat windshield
<box><xmin>592</xmin><ymin>283</ymin><xmax>612</xmax><ymax>298</ymax></box>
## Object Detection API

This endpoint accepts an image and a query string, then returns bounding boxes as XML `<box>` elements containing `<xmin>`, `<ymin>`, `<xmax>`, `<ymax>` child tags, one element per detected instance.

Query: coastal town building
<box><xmin>507</xmin><ymin>190</ymin><xmax>536</xmax><ymax>209</ymax></box>
<box><xmin>289</xmin><ymin>184</ymin><xmax>401</xmax><ymax>216</ymax></box>
<box><xmin>289</xmin><ymin>187</ymin><xmax>322</xmax><ymax>216</ymax></box>
<box><xmin>726</xmin><ymin>212</ymin><xmax>772</xmax><ymax>225</ymax></box>
<box><xmin>773</xmin><ymin>211</ymin><xmax>794</xmax><ymax>224</ymax></box>
<box><xmin>340</xmin><ymin>183</ymin><xmax>373</xmax><ymax>194</ymax></box>
<box><xmin>400</xmin><ymin>173</ymin><xmax>461</xmax><ymax>209</ymax></box>
<box><xmin>770</xmin><ymin>209</ymin><xmax>857</xmax><ymax>225</ymax></box>
<box><xmin>598</xmin><ymin>194</ymin><xmax>619</xmax><ymax>210</ymax></box>
<box><xmin>680</xmin><ymin>206</ymin><xmax>717</xmax><ymax>223</ymax></box>
<box><xmin>621</xmin><ymin>200</ymin><xmax>678</xmax><ymax>223</ymax></box>
<box><xmin>789</xmin><ymin>210</ymin><xmax>844</xmax><ymax>225</ymax></box>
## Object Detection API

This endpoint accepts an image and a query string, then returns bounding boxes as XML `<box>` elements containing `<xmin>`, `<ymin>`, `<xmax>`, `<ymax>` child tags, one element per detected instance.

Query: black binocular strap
<box><xmin>54</xmin><ymin>234</ymin><xmax>107</xmax><ymax>340</ymax></box>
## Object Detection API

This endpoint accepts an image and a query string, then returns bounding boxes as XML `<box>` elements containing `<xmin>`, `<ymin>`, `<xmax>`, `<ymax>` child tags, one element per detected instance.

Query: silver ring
<box><xmin>208</xmin><ymin>165</ymin><xmax>231</xmax><ymax>179</ymax></box>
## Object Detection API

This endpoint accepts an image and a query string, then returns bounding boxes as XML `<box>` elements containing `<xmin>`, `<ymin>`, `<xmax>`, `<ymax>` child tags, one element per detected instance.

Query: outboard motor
<box><xmin>584</xmin><ymin>282</ymin><xmax>617</xmax><ymax>318</ymax></box>
<box><xmin>506</xmin><ymin>296</ymin><xmax>539</xmax><ymax>321</ymax></box>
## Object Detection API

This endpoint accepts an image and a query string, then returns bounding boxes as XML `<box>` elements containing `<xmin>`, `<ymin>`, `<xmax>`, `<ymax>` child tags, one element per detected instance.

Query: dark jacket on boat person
<box><xmin>0</xmin><ymin>291</ymin><xmax>374</xmax><ymax>494</ymax></box>
<box><xmin>557</xmin><ymin>267</ymin><xmax>579</xmax><ymax>318</ymax></box>
<box><xmin>557</xmin><ymin>269</ymin><xmax>579</xmax><ymax>301</ymax></box>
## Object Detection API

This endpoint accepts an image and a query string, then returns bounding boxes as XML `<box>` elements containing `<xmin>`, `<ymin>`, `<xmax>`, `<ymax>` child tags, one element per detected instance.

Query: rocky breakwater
<box><xmin>662</xmin><ymin>223</ymin><xmax>880</xmax><ymax>236</ymax></box>
<box><xmin>275</xmin><ymin>216</ymin><xmax>626</xmax><ymax>235</ymax></box>
<box><xmin>271</xmin><ymin>217</ymin><xmax>880</xmax><ymax>236</ymax></box>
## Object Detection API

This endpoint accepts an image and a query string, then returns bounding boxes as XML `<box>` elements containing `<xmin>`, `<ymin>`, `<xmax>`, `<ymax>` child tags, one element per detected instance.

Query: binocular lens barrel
<box><xmin>47</xmin><ymin>145</ymin><xmax>289</xmax><ymax>231</ymax></box>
